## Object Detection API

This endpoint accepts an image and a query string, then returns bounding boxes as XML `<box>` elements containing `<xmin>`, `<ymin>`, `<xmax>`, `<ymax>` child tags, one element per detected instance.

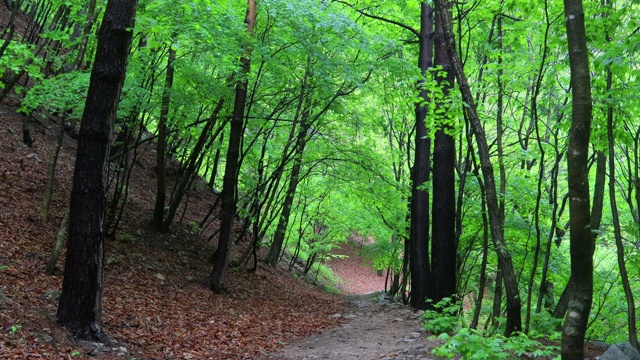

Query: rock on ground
<box><xmin>599</xmin><ymin>343</ymin><xmax>640</xmax><ymax>360</ymax></box>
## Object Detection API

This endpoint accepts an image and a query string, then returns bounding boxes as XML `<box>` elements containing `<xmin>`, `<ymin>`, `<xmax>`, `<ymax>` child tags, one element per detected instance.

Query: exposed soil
<box><xmin>264</xmin><ymin>293</ymin><xmax>442</xmax><ymax>360</ymax></box>
<box><xmin>261</xmin><ymin>243</ymin><xmax>443</xmax><ymax>359</ymax></box>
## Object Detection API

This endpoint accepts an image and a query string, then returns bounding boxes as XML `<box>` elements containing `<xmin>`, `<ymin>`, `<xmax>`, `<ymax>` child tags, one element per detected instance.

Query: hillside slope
<box><xmin>0</xmin><ymin>102</ymin><xmax>350</xmax><ymax>359</ymax></box>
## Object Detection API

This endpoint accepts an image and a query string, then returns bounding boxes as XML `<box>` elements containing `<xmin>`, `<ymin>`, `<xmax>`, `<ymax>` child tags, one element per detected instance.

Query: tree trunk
<box><xmin>430</xmin><ymin>0</ymin><xmax>456</xmax><ymax>306</ymax></box>
<box><xmin>560</xmin><ymin>0</ymin><xmax>594</xmax><ymax>357</ymax></box>
<box><xmin>56</xmin><ymin>0</ymin><xmax>137</xmax><ymax>342</ymax></box>
<box><xmin>151</xmin><ymin>46</ymin><xmax>176</xmax><ymax>230</ymax></box>
<box><xmin>434</xmin><ymin>0</ymin><xmax>522</xmax><ymax>336</ymax></box>
<box><xmin>163</xmin><ymin>100</ymin><xmax>225</xmax><ymax>231</ymax></box>
<box><xmin>46</xmin><ymin>207</ymin><xmax>70</xmax><ymax>275</ymax></box>
<box><xmin>605</xmin><ymin>65</ymin><xmax>638</xmax><ymax>349</ymax></box>
<box><xmin>408</xmin><ymin>2</ymin><xmax>433</xmax><ymax>310</ymax></box>
<box><xmin>209</xmin><ymin>0</ymin><xmax>256</xmax><ymax>293</ymax></box>
<box><xmin>266</xmin><ymin>63</ymin><xmax>312</xmax><ymax>267</ymax></box>
<box><xmin>40</xmin><ymin>124</ymin><xmax>65</xmax><ymax>223</ymax></box>
<box><xmin>470</xmin><ymin>173</ymin><xmax>489</xmax><ymax>330</ymax></box>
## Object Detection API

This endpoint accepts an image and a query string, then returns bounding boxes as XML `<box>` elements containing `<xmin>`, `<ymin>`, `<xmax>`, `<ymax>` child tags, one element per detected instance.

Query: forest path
<box><xmin>265</xmin><ymin>242</ymin><xmax>443</xmax><ymax>359</ymax></box>
<box><xmin>264</xmin><ymin>293</ymin><xmax>442</xmax><ymax>360</ymax></box>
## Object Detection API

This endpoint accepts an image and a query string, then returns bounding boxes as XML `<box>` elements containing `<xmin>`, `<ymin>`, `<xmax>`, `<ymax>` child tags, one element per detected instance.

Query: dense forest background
<box><xmin>1</xmin><ymin>0</ymin><xmax>640</xmax><ymax>358</ymax></box>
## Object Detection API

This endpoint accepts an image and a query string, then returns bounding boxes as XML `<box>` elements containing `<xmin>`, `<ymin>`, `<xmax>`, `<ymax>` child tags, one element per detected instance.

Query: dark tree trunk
<box><xmin>470</xmin><ymin>172</ymin><xmax>489</xmax><ymax>330</ymax></box>
<box><xmin>430</xmin><ymin>0</ymin><xmax>456</xmax><ymax>306</ymax></box>
<box><xmin>151</xmin><ymin>46</ymin><xmax>176</xmax><ymax>230</ymax></box>
<box><xmin>209</xmin><ymin>0</ymin><xmax>256</xmax><ymax>293</ymax></box>
<box><xmin>266</xmin><ymin>64</ymin><xmax>312</xmax><ymax>267</ymax></box>
<box><xmin>604</xmin><ymin>52</ymin><xmax>638</xmax><ymax>349</ymax></box>
<box><xmin>265</xmin><ymin>117</ymin><xmax>310</xmax><ymax>267</ymax></box>
<box><xmin>56</xmin><ymin>0</ymin><xmax>137</xmax><ymax>342</ymax></box>
<box><xmin>409</xmin><ymin>2</ymin><xmax>433</xmax><ymax>310</ymax></box>
<box><xmin>434</xmin><ymin>0</ymin><xmax>522</xmax><ymax>335</ymax></box>
<box><xmin>40</xmin><ymin>124</ymin><xmax>65</xmax><ymax>223</ymax></box>
<box><xmin>560</xmin><ymin>0</ymin><xmax>594</xmax><ymax>357</ymax></box>
<box><xmin>553</xmin><ymin>151</ymin><xmax>603</xmax><ymax>319</ymax></box>
<box><xmin>162</xmin><ymin>100</ymin><xmax>225</xmax><ymax>231</ymax></box>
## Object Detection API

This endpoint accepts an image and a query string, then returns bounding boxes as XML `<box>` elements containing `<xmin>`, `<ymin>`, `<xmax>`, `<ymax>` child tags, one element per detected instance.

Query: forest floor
<box><xmin>0</xmin><ymin>95</ymin><xmax>611</xmax><ymax>360</ymax></box>
<box><xmin>0</xmin><ymin>99</ymin><xmax>444</xmax><ymax>359</ymax></box>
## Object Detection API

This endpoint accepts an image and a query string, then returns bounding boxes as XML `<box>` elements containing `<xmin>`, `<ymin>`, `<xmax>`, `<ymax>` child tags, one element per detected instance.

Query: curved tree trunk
<box><xmin>57</xmin><ymin>0</ymin><xmax>137</xmax><ymax>342</ymax></box>
<box><xmin>605</xmin><ymin>60</ymin><xmax>638</xmax><ymax>349</ymax></box>
<box><xmin>560</xmin><ymin>0</ymin><xmax>594</xmax><ymax>357</ymax></box>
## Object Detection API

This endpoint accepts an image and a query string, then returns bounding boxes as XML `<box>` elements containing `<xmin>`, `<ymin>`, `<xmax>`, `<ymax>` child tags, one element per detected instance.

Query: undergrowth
<box><xmin>422</xmin><ymin>298</ymin><xmax>560</xmax><ymax>359</ymax></box>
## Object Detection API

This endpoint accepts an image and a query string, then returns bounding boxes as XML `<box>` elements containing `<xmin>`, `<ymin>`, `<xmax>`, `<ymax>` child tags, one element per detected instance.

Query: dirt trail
<box><xmin>264</xmin><ymin>293</ymin><xmax>442</xmax><ymax>360</ymax></box>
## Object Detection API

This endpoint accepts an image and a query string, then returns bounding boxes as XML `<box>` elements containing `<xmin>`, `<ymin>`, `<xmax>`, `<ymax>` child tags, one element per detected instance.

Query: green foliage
<box><xmin>187</xmin><ymin>221</ymin><xmax>202</xmax><ymax>234</ymax></box>
<box><xmin>6</xmin><ymin>324</ymin><xmax>21</xmax><ymax>335</ymax></box>
<box><xmin>433</xmin><ymin>329</ymin><xmax>559</xmax><ymax>360</ymax></box>
<box><xmin>324</xmin><ymin>284</ymin><xmax>341</xmax><ymax>294</ymax></box>
<box><xmin>528</xmin><ymin>311</ymin><xmax>562</xmax><ymax>340</ymax></box>
<box><xmin>0</xmin><ymin>41</ymin><xmax>43</xmax><ymax>88</ymax></box>
<box><xmin>421</xmin><ymin>297</ymin><xmax>461</xmax><ymax>335</ymax></box>
<box><xmin>19</xmin><ymin>71</ymin><xmax>90</xmax><ymax>119</ymax></box>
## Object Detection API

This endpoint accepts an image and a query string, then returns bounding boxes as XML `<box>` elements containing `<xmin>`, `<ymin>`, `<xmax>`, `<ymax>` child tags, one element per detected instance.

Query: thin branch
<box><xmin>332</xmin><ymin>0</ymin><xmax>419</xmax><ymax>37</ymax></box>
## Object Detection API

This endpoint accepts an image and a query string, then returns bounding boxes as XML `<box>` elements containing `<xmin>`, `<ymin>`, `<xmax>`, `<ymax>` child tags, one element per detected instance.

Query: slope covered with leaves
<box><xmin>327</xmin><ymin>242</ymin><xmax>386</xmax><ymax>295</ymax></box>
<box><xmin>0</xmin><ymin>101</ymin><xmax>349</xmax><ymax>359</ymax></box>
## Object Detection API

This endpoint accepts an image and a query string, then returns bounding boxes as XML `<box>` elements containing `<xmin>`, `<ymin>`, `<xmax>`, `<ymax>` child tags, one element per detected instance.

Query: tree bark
<box><xmin>151</xmin><ymin>46</ymin><xmax>176</xmax><ymax>230</ymax></box>
<box><xmin>430</xmin><ymin>0</ymin><xmax>456</xmax><ymax>305</ymax></box>
<box><xmin>560</xmin><ymin>0</ymin><xmax>594</xmax><ymax>357</ymax></box>
<box><xmin>408</xmin><ymin>2</ymin><xmax>433</xmax><ymax>310</ymax></box>
<box><xmin>434</xmin><ymin>0</ymin><xmax>522</xmax><ymax>336</ymax></box>
<box><xmin>266</xmin><ymin>61</ymin><xmax>312</xmax><ymax>267</ymax></box>
<box><xmin>209</xmin><ymin>0</ymin><xmax>256</xmax><ymax>293</ymax></box>
<box><xmin>56</xmin><ymin>0</ymin><xmax>137</xmax><ymax>342</ymax></box>
<box><xmin>605</xmin><ymin>58</ymin><xmax>638</xmax><ymax>349</ymax></box>
<box><xmin>40</xmin><ymin>124</ymin><xmax>65</xmax><ymax>223</ymax></box>
<box><xmin>46</xmin><ymin>207</ymin><xmax>70</xmax><ymax>275</ymax></box>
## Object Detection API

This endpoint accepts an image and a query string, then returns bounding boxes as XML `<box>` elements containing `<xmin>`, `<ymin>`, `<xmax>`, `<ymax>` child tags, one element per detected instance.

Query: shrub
<box><xmin>421</xmin><ymin>297</ymin><xmax>461</xmax><ymax>335</ymax></box>
<box><xmin>433</xmin><ymin>328</ymin><xmax>559</xmax><ymax>359</ymax></box>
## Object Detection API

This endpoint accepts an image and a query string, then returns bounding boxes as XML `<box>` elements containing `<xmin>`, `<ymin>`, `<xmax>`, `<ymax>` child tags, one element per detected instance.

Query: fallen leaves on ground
<box><xmin>0</xmin><ymin>102</ymin><xmax>348</xmax><ymax>359</ymax></box>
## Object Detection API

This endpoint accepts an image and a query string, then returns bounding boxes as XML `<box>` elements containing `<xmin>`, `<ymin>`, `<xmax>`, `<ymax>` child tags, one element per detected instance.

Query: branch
<box><xmin>332</xmin><ymin>0</ymin><xmax>419</xmax><ymax>37</ymax></box>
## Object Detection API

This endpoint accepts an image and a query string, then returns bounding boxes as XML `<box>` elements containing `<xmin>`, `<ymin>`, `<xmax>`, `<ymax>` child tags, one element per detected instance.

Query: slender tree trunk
<box><xmin>430</xmin><ymin>0</ymin><xmax>456</xmax><ymax>305</ymax></box>
<box><xmin>265</xmin><ymin>121</ymin><xmax>310</xmax><ymax>266</ymax></box>
<box><xmin>40</xmin><ymin>124</ymin><xmax>65</xmax><ymax>223</ymax></box>
<box><xmin>409</xmin><ymin>2</ymin><xmax>433</xmax><ymax>310</ymax></box>
<box><xmin>67</xmin><ymin>0</ymin><xmax>98</xmax><ymax>72</ymax></box>
<box><xmin>470</xmin><ymin>173</ymin><xmax>489</xmax><ymax>329</ymax></box>
<box><xmin>0</xmin><ymin>0</ymin><xmax>21</xmax><ymax>58</ymax></box>
<box><xmin>266</xmin><ymin>62</ymin><xmax>312</xmax><ymax>267</ymax></box>
<box><xmin>553</xmin><ymin>151</ymin><xmax>603</xmax><ymax>319</ymax></box>
<box><xmin>46</xmin><ymin>207</ymin><xmax>70</xmax><ymax>275</ymax></box>
<box><xmin>162</xmin><ymin>100</ymin><xmax>225</xmax><ymax>231</ymax></box>
<box><xmin>209</xmin><ymin>0</ymin><xmax>256</xmax><ymax>293</ymax></box>
<box><xmin>57</xmin><ymin>0</ymin><xmax>137</xmax><ymax>342</ymax></box>
<box><xmin>605</xmin><ymin>68</ymin><xmax>638</xmax><ymax>349</ymax></box>
<box><xmin>151</xmin><ymin>46</ymin><xmax>176</xmax><ymax>229</ymax></box>
<box><xmin>560</xmin><ymin>0</ymin><xmax>593</xmax><ymax>357</ymax></box>
<box><xmin>434</xmin><ymin>0</ymin><xmax>522</xmax><ymax>335</ymax></box>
